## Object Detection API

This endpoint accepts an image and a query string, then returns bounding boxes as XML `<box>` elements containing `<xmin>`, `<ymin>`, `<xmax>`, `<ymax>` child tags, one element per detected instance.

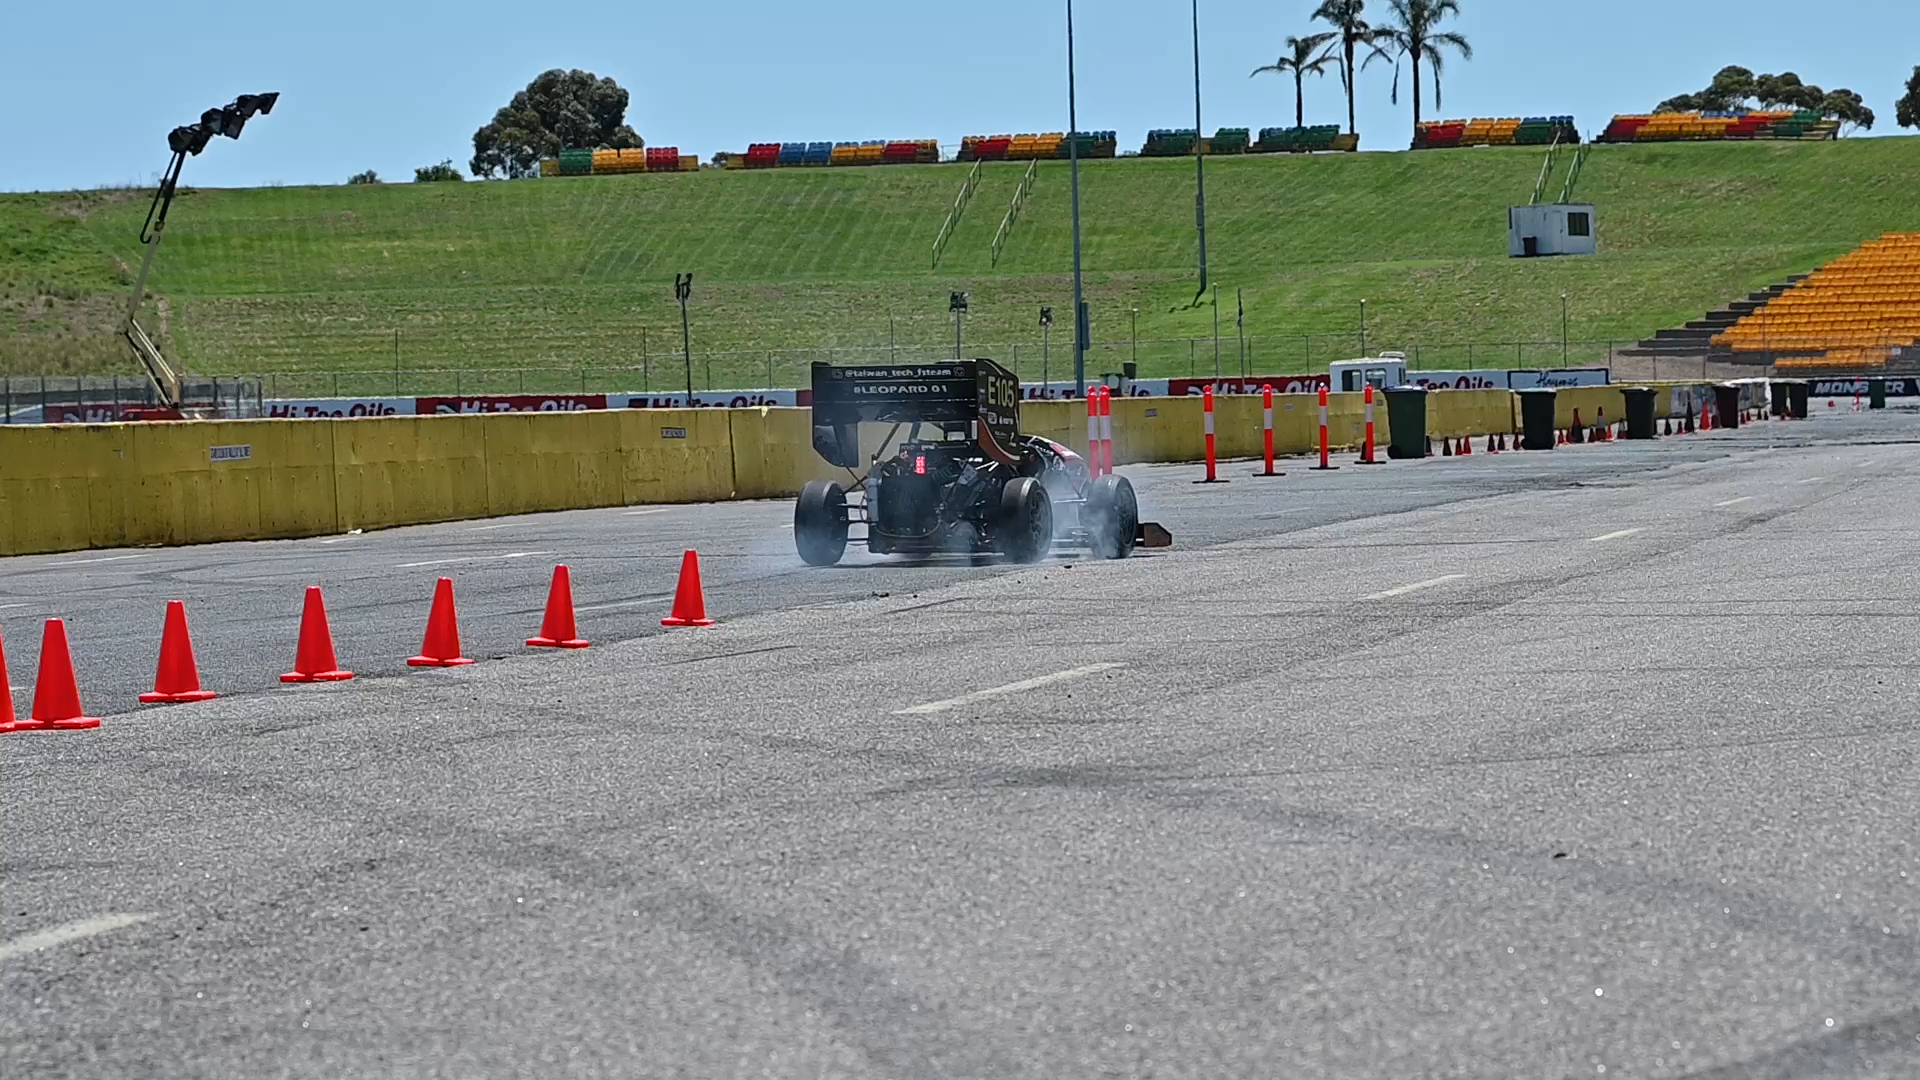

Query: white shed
<box><xmin>1508</xmin><ymin>203</ymin><xmax>1597</xmax><ymax>258</ymax></box>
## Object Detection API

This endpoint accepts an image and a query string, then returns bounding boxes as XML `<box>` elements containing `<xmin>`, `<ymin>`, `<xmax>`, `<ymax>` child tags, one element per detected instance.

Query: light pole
<box><xmin>1359</xmin><ymin>298</ymin><xmax>1368</xmax><ymax>357</ymax></box>
<box><xmin>127</xmin><ymin>93</ymin><xmax>279</xmax><ymax>410</ymax></box>
<box><xmin>951</xmin><ymin>291</ymin><xmax>969</xmax><ymax>359</ymax></box>
<box><xmin>1561</xmin><ymin>292</ymin><xmax>1569</xmax><ymax>366</ymax></box>
<box><xmin>1041</xmin><ymin>305</ymin><xmax>1053</xmax><ymax>391</ymax></box>
<box><xmin>1211</xmin><ymin>284</ymin><xmax>1221</xmax><ymax>378</ymax></box>
<box><xmin>675</xmin><ymin>273</ymin><xmax>694</xmax><ymax>399</ymax></box>
<box><xmin>1192</xmin><ymin>0</ymin><xmax>1209</xmax><ymax>297</ymax></box>
<box><xmin>1130</xmin><ymin>306</ymin><xmax>1139</xmax><ymax>371</ymax></box>
<box><xmin>1067</xmin><ymin>0</ymin><xmax>1088</xmax><ymax>398</ymax></box>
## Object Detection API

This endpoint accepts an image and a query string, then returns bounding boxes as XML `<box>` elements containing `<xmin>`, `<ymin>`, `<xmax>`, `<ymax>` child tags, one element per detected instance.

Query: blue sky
<box><xmin>2</xmin><ymin>0</ymin><xmax>1915</xmax><ymax>192</ymax></box>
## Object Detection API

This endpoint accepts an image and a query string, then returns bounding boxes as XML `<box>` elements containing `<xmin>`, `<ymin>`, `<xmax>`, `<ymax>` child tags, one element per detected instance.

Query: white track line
<box><xmin>1363</xmin><ymin>575</ymin><xmax>1465</xmax><ymax>601</ymax></box>
<box><xmin>1799</xmin><ymin>477</ymin><xmax>1826</xmax><ymax>484</ymax></box>
<box><xmin>623</xmin><ymin>508</ymin><xmax>672</xmax><ymax>517</ymax></box>
<box><xmin>1587</xmin><ymin>528</ymin><xmax>1645</xmax><ymax>543</ymax></box>
<box><xmin>0</xmin><ymin>603</ymin><xmax>28</xmax><ymax>611</ymax></box>
<box><xmin>466</xmin><ymin>523</ymin><xmax>519</xmax><ymax>532</ymax></box>
<box><xmin>896</xmin><ymin>663</ymin><xmax>1126</xmax><ymax>716</ymax></box>
<box><xmin>42</xmin><ymin>553</ymin><xmax>153</xmax><ymax>568</ymax></box>
<box><xmin>0</xmin><ymin>914</ymin><xmax>153</xmax><ymax>963</ymax></box>
<box><xmin>1713</xmin><ymin>497</ymin><xmax>1755</xmax><ymax>508</ymax></box>
<box><xmin>397</xmin><ymin>551</ymin><xmax>551</xmax><ymax>570</ymax></box>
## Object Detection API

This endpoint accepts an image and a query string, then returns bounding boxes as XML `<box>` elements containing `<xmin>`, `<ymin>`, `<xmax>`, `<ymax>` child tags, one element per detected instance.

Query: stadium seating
<box><xmin>1413</xmin><ymin>116</ymin><xmax>1578</xmax><ymax>150</ymax></box>
<box><xmin>1142</xmin><ymin>129</ymin><xmax>1199</xmax><ymax>156</ymax></box>
<box><xmin>1713</xmin><ymin>233</ymin><xmax>1920</xmax><ymax>370</ymax></box>
<box><xmin>1210</xmin><ymin>128</ymin><xmax>1251</xmax><ymax>154</ymax></box>
<box><xmin>1597</xmin><ymin>110</ymin><xmax>1839</xmax><ymax>143</ymax></box>
<box><xmin>543</xmin><ymin>146</ymin><xmax>687</xmax><ymax>177</ymax></box>
<box><xmin>1250</xmin><ymin>125</ymin><xmax>1353</xmax><ymax>153</ymax></box>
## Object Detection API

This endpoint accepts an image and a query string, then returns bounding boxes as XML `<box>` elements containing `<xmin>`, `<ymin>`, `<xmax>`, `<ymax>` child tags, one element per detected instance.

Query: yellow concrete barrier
<box><xmin>334</xmin><ymin>414</ymin><xmax>489</xmax><ymax>532</ymax></box>
<box><xmin>1552</xmin><ymin>386</ymin><xmax>1627</xmax><ymax>432</ymax></box>
<box><xmin>1428</xmin><ymin>389</ymin><xmax>1519</xmax><ymax>439</ymax></box>
<box><xmin>615</xmin><ymin>408</ymin><xmax>735</xmax><ymax>505</ymax></box>
<box><xmin>4</xmin><ymin>380</ymin><xmax>1676</xmax><ymax>558</ymax></box>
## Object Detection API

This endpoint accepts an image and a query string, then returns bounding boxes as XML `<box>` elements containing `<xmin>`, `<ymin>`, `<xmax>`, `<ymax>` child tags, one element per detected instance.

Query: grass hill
<box><xmin>4</xmin><ymin>137</ymin><xmax>1917</xmax><ymax>393</ymax></box>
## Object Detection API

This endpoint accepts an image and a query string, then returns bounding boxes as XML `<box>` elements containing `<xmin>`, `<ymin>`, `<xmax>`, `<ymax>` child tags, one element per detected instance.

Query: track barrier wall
<box><xmin>0</xmin><ymin>384</ymin><xmax>1739</xmax><ymax>557</ymax></box>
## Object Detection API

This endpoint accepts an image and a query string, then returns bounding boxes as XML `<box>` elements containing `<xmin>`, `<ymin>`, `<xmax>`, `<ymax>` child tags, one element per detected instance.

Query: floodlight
<box><xmin>234</xmin><ymin>92</ymin><xmax>278</xmax><ymax>119</ymax></box>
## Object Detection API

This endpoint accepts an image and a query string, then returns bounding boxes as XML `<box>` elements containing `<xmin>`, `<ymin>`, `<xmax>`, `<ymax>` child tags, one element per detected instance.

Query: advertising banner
<box><xmin>416</xmin><ymin>395</ymin><xmax>609</xmax><ymax>414</ymax></box>
<box><xmin>264</xmin><ymin>398</ymin><xmax>416</xmax><ymax>419</ymax></box>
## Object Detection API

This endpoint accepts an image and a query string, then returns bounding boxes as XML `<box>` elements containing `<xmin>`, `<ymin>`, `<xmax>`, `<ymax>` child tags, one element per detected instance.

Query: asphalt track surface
<box><xmin>7</xmin><ymin>404</ymin><xmax>1920</xmax><ymax>1077</ymax></box>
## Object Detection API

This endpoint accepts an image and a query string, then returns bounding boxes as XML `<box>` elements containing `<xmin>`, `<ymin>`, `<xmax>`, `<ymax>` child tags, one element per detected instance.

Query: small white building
<box><xmin>1508</xmin><ymin>203</ymin><xmax>1597</xmax><ymax>258</ymax></box>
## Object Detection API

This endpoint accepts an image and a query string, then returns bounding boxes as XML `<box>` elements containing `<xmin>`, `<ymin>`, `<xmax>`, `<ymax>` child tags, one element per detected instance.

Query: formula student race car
<box><xmin>793</xmin><ymin>359</ymin><xmax>1171</xmax><ymax>566</ymax></box>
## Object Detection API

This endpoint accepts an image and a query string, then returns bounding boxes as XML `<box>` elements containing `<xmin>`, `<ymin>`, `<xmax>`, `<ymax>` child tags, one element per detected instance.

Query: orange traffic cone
<box><xmin>662</xmin><ymin>550</ymin><xmax>716</xmax><ymax>628</ymax></box>
<box><xmin>1459</xmin><ymin>435</ymin><xmax>1471</xmax><ymax>456</ymax></box>
<box><xmin>0</xmin><ymin>625</ymin><xmax>16</xmax><ymax>734</ymax></box>
<box><xmin>408</xmin><ymin>577</ymin><xmax>475</xmax><ymax>667</ymax></box>
<box><xmin>282</xmin><ymin>586</ymin><xmax>354</xmax><ymax>683</ymax></box>
<box><xmin>527</xmin><ymin>565</ymin><xmax>590</xmax><ymax>649</ymax></box>
<box><xmin>139</xmin><ymin>600</ymin><xmax>217</xmax><ymax>704</ymax></box>
<box><xmin>13</xmin><ymin>619</ymin><xmax>99</xmax><ymax>731</ymax></box>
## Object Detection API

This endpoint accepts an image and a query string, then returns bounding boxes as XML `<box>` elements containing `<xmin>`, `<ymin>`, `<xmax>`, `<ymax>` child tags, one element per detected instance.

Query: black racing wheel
<box><xmin>1084</xmin><ymin>474</ymin><xmax>1139</xmax><ymax>560</ymax></box>
<box><xmin>795</xmin><ymin>481</ymin><xmax>849</xmax><ymax>566</ymax></box>
<box><xmin>997</xmin><ymin>477</ymin><xmax>1054</xmax><ymax>564</ymax></box>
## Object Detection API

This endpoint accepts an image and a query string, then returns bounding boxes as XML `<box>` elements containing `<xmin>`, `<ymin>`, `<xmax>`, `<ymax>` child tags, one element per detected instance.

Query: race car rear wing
<box><xmin>809</xmin><ymin>360</ymin><xmax>1021</xmax><ymax>469</ymax></box>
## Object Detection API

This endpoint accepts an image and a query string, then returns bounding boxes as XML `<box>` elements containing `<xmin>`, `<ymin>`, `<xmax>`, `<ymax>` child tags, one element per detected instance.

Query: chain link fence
<box><xmin>6</xmin><ymin>334</ymin><xmax>1743</xmax><ymax>419</ymax></box>
<box><xmin>232</xmin><ymin>335</ymin><xmax>1723</xmax><ymax>401</ymax></box>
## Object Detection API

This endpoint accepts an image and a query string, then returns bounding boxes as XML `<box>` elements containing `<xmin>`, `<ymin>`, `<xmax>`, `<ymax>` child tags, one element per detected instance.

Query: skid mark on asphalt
<box><xmin>40</xmin><ymin>553</ymin><xmax>154</xmax><ymax>568</ymax></box>
<box><xmin>897</xmin><ymin>663</ymin><xmax>1127</xmax><ymax>715</ymax></box>
<box><xmin>0</xmin><ymin>913</ymin><xmax>154</xmax><ymax>963</ymax></box>
<box><xmin>396</xmin><ymin>551</ymin><xmax>552</xmax><ymax>569</ymax></box>
<box><xmin>1363</xmin><ymin>575</ymin><xmax>1466</xmax><ymax>600</ymax></box>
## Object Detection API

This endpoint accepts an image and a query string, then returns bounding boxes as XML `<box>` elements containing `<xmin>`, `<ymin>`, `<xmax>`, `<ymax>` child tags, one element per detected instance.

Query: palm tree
<box><xmin>1312</xmin><ymin>0</ymin><xmax>1391</xmax><ymax>136</ymax></box>
<box><xmin>1374</xmin><ymin>0</ymin><xmax>1473</xmax><ymax>137</ymax></box>
<box><xmin>1250</xmin><ymin>33</ymin><xmax>1338</xmax><ymax>130</ymax></box>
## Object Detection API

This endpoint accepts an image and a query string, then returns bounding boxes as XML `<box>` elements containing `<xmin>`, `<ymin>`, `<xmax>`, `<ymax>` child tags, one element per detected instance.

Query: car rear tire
<box><xmin>997</xmin><ymin>477</ymin><xmax>1053</xmax><ymax>564</ymax></box>
<box><xmin>1085</xmin><ymin>474</ymin><xmax>1139</xmax><ymax>560</ymax></box>
<box><xmin>795</xmin><ymin>481</ymin><xmax>849</xmax><ymax>566</ymax></box>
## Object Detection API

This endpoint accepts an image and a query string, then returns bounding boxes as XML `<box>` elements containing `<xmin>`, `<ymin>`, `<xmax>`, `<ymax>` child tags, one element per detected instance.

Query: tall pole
<box><xmin>1067</xmin><ymin>0</ymin><xmax>1088</xmax><ymax>398</ymax></box>
<box><xmin>676</xmin><ymin>274</ymin><xmax>694</xmax><ymax>401</ymax></box>
<box><xmin>1359</xmin><ymin>298</ymin><xmax>1368</xmax><ymax>357</ymax></box>
<box><xmin>1551</xmin><ymin>292</ymin><xmax>1566</xmax><ymax>367</ymax></box>
<box><xmin>1192</xmin><ymin>0</ymin><xmax>1209</xmax><ymax>296</ymax></box>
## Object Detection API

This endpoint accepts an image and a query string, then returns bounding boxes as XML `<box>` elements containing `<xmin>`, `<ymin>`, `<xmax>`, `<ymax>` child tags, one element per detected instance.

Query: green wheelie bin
<box><xmin>1517</xmin><ymin>388</ymin><xmax>1558</xmax><ymax>451</ymax></box>
<box><xmin>1383</xmin><ymin>386</ymin><xmax>1429</xmax><ymax>459</ymax></box>
<box><xmin>1620</xmin><ymin>387</ymin><xmax>1658</xmax><ymax>439</ymax></box>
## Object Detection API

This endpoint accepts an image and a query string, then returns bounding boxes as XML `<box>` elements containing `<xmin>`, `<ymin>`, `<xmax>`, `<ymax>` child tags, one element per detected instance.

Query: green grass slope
<box><xmin>3</xmin><ymin>137</ymin><xmax>1916</xmax><ymax>391</ymax></box>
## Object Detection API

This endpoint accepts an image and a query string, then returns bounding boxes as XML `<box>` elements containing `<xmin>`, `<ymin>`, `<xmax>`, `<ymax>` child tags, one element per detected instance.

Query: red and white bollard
<box><xmin>1085</xmin><ymin>389</ymin><xmax>1100</xmax><ymax>477</ymax></box>
<box><xmin>1356</xmin><ymin>384</ymin><xmax>1381</xmax><ymax>465</ymax></box>
<box><xmin>1312</xmin><ymin>386</ymin><xmax>1338</xmax><ymax>471</ymax></box>
<box><xmin>1195</xmin><ymin>385</ymin><xmax>1227</xmax><ymax>484</ymax></box>
<box><xmin>1256</xmin><ymin>384</ymin><xmax>1281</xmax><ymax>477</ymax></box>
<box><xmin>1098</xmin><ymin>386</ymin><xmax>1114</xmax><ymax>477</ymax></box>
